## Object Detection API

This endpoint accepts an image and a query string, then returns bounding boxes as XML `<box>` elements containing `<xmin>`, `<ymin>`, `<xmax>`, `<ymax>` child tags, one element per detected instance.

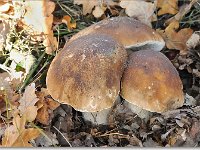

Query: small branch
<box><xmin>53</xmin><ymin>126</ymin><xmax>72</xmax><ymax>147</ymax></box>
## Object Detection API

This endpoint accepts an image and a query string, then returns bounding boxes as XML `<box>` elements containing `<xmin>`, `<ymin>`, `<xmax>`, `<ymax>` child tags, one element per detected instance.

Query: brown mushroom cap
<box><xmin>46</xmin><ymin>34</ymin><xmax>127</xmax><ymax>112</ymax></box>
<box><xmin>69</xmin><ymin>17</ymin><xmax>165</xmax><ymax>51</ymax></box>
<box><xmin>120</xmin><ymin>50</ymin><xmax>184</xmax><ymax>113</ymax></box>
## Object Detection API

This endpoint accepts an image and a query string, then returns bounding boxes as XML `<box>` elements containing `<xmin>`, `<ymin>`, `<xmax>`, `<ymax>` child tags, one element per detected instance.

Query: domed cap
<box><xmin>120</xmin><ymin>50</ymin><xmax>184</xmax><ymax>113</ymax></box>
<box><xmin>69</xmin><ymin>17</ymin><xmax>165</xmax><ymax>51</ymax></box>
<box><xmin>46</xmin><ymin>33</ymin><xmax>127</xmax><ymax>112</ymax></box>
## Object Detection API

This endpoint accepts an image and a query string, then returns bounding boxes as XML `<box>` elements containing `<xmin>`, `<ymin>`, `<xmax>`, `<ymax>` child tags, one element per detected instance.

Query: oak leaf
<box><xmin>22</xmin><ymin>0</ymin><xmax>57</xmax><ymax>54</ymax></box>
<box><xmin>18</xmin><ymin>83</ymin><xmax>39</xmax><ymax>122</ymax></box>
<box><xmin>157</xmin><ymin>21</ymin><xmax>193</xmax><ymax>55</ymax></box>
<box><xmin>1</xmin><ymin>115</ymin><xmax>40</xmax><ymax>147</ymax></box>
<box><xmin>157</xmin><ymin>0</ymin><xmax>178</xmax><ymax>16</ymax></box>
<box><xmin>36</xmin><ymin>88</ymin><xmax>60</xmax><ymax>125</ymax></box>
<box><xmin>119</xmin><ymin>0</ymin><xmax>156</xmax><ymax>26</ymax></box>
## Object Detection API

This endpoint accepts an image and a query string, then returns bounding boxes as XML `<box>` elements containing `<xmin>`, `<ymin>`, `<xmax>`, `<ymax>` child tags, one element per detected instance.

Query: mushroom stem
<box><xmin>82</xmin><ymin>96</ymin><xmax>121</xmax><ymax>125</ymax></box>
<box><xmin>123</xmin><ymin>100</ymin><xmax>152</xmax><ymax>122</ymax></box>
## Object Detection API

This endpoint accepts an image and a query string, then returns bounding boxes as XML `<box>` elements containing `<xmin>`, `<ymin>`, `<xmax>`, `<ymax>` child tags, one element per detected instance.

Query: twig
<box><xmin>53</xmin><ymin>126</ymin><xmax>72</xmax><ymax>147</ymax></box>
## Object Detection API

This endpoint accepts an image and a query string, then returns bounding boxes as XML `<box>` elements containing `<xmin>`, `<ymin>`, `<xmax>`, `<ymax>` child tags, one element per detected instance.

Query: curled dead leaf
<box><xmin>157</xmin><ymin>21</ymin><xmax>193</xmax><ymax>55</ymax></box>
<box><xmin>2</xmin><ymin>115</ymin><xmax>40</xmax><ymax>147</ymax></box>
<box><xmin>120</xmin><ymin>0</ymin><xmax>156</xmax><ymax>26</ymax></box>
<box><xmin>36</xmin><ymin>88</ymin><xmax>60</xmax><ymax>125</ymax></box>
<box><xmin>22</xmin><ymin>0</ymin><xmax>57</xmax><ymax>54</ymax></box>
<box><xmin>157</xmin><ymin>0</ymin><xmax>178</xmax><ymax>16</ymax></box>
<box><xmin>92</xmin><ymin>5</ymin><xmax>106</xmax><ymax>18</ymax></box>
<box><xmin>62</xmin><ymin>15</ymin><xmax>76</xmax><ymax>31</ymax></box>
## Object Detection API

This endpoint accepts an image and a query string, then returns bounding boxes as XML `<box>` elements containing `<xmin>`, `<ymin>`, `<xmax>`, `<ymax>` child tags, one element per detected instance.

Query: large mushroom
<box><xmin>120</xmin><ymin>50</ymin><xmax>184</xmax><ymax>120</ymax></box>
<box><xmin>46</xmin><ymin>33</ymin><xmax>127</xmax><ymax>124</ymax></box>
<box><xmin>69</xmin><ymin>16</ymin><xmax>165</xmax><ymax>52</ymax></box>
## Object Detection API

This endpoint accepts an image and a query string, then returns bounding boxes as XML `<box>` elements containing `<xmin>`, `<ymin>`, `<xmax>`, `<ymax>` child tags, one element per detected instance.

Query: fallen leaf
<box><xmin>22</xmin><ymin>0</ymin><xmax>57</xmax><ymax>54</ymax></box>
<box><xmin>157</xmin><ymin>0</ymin><xmax>178</xmax><ymax>16</ymax></box>
<box><xmin>1</xmin><ymin>115</ymin><xmax>40</xmax><ymax>147</ymax></box>
<box><xmin>18</xmin><ymin>83</ymin><xmax>39</xmax><ymax>122</ymax></box>
<box><xmin>92</xmin><ymin>5</ymin><xmax>106</xmax><ymax>18</ymax></box>
<box><xmin>74</xmin><ymin>0</ymin><xmax>99</xmax><ymax>15</ymax></box>
<box><xmin>36</xmin><ymin>88</ymin><xmax>60</xmax><ymax>125</ymax></box>
<box><xmin>157</xmin><ymin>21</ymin><xmax>193</xmax><ymax>55</ymax></box>
<box><xmin>62</xmin><ymin>15</ymin><xmax>77</xmax><ymax>31</ymax></box>
<box><xmin>186</xmin><ymin>31</ymin><xmax>200</xmax><ymax>49</ymax></box>
<box><xmin>74</xmin><ymin>0</ymin><xmax>117</xmax><ymax>18</ymax></box>
<box><xmin>120</xmin><ymin>0</ymin><xmax>156</xmax><ymax>26</ymax></box>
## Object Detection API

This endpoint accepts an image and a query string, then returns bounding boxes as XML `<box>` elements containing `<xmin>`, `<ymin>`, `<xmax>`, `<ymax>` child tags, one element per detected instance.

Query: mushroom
<box><xmin>69</xmin><ymin>16</ymin><xmax>165</xmax><ymax>52</ymax></box>
<box><xmin>120</xmin><ymin>50</ymin><xmax>184</xmax><ymax>120</ymax></box>
<box><xmin>46</xmin><ymin>33</ymin><xmax>127</xmax><ymax>124</ymax></box>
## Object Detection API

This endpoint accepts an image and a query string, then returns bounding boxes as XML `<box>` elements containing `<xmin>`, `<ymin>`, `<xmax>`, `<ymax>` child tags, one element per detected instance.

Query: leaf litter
<box><xmin>0</xmin><ymin>0</ymin><xmax>200</xmax><ymax>148</ymax></box>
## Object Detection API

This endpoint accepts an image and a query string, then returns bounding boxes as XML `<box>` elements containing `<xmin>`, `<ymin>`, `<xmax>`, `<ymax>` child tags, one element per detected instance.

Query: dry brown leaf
<box><xmin>157</xmin><ymin>0</ymin><xmax>178</xmax><ymax>16</ymax></box>
<box><xmin>18</xmin><ymin>83</ymin><xmax>39</xmax><ymax>122</ymax></box>
<box><xmin>1</xmin><ymin>115</ymin><xmax>40</xmax><ymax>147</ymax></box>
<box><xmin>22</xmin><ymin>0</ymin><xmax>57</xmax><ymax>54</ymax></box>
<box><xmin>74</xmin><ymin>0</ymin><xmax>117</xmax><ymax>18</ymax></box>
<box><xmin>119</xmin><ymin>0</ymin><xmax>156</xmax><ymax>26</ymax></box>
<box><xmin>62</xmin><ymin>15</ymin><xmax>77</xmax><ymax>31</ymax></box>
<box><xmin>74</xmin><ymin>0</ymin><xmax>99</xmax><ymax>15</ymax></box>
<box><xmin>157</xmin><ymin>21</ymin><xmax>193</xmax><ymax>55</ymax></box>
<box><xmin>36</xmin><ymin>88</ymin><xmax>60</xmax><ymax>125</ymax></box>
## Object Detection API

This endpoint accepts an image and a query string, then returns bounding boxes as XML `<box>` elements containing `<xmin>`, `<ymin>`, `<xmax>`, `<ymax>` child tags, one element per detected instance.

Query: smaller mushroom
<box><xmin>69</xmin><ymin>17</ymin><xmax>165</xmax><ymax>52</ymax></box>
<box><xmin>120</xmin><ymin>50</ymin><xmax>184</xmax><ymax>120</ymax></box>
<box><xmin>46</xmin><ymin>34</ymin><xmax>127</xmax><ymax>125</ymax></box>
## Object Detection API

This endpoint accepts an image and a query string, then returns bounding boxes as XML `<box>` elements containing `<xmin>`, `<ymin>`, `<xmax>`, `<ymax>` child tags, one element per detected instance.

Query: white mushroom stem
<box><xmin>82</xmin><ymin>96</ymin><xmax>121</xmax><ymax>125</ymax></box>
<box><xmin>123</xmin><ymin>100</ymin><xmax>152</xmax><ymax>122</ymax></box>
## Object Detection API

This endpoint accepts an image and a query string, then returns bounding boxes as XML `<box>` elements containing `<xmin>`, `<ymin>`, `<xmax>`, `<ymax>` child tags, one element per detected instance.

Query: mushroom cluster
<box><xmin>46</xmin><ymin>17</ymin><xmax>184</xmax><ymax>125</ymax></box>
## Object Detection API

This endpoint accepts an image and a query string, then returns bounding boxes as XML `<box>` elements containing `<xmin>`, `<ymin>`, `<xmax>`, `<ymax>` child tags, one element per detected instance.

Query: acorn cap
<box><xmin>46</xmin><ymin>33</ymin><xmax>127</xmax><ymax>112</ymax></box>
<box><xmin>120</xmin><ymin>50</ymin><xmax>184</xmax><ymax>113</ymax></box>
<box><xmin>69</xmin><ymin>17</ymin><xmax>165</xmax><ymax>51</ymax></box>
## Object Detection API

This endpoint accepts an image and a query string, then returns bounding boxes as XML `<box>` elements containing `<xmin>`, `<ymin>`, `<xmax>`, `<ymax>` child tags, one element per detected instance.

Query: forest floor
<box><xmin>0</xmin><ymin>0</ymin><xmax>200</xmax><ymax>147</ymax></box>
